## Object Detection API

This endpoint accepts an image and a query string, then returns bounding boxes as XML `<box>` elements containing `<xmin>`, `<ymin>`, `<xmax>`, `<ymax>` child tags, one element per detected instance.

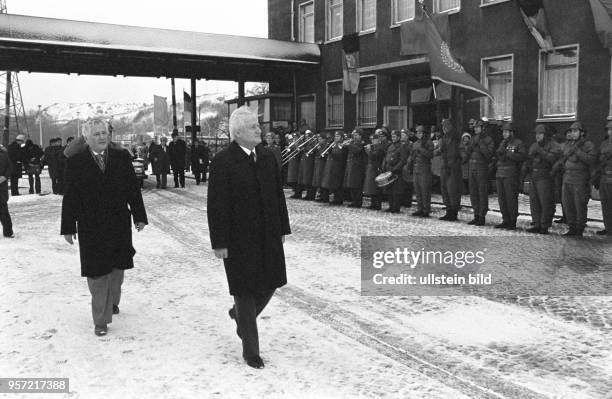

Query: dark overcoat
<box><xmin>60</xmin><ymin>148</ymin><xmax>148</xmax><ymax>278</ymax></box>
<box><xmin>321</xmin><ymin>144</ymin><xmax>348</xmax><ymax>190</ymax></box>
<box><xmin>149</xmin><ymin>143</ymin><xmax>170</xmax><ymax>175</ymax></box>
<box><xmin>207</xmin><ymin>141</ymin><xmax>291</xmax><ymax>296</ymax></box>
<box><xmin>0</xmin><ymin>147</ymin><xmax>11</xmax><ymax>203</ymax></box>
<box><xmin>298</xmin><ymin>142</ymin><xmax>316</xmax><ymax>186</ymax></box>
<box><xmin>312</xmin><ymin>143</ymin><xmax>328</xmax><ymax>188</ymax></box>
<box><xmin>168</xmin><ymin>139</ymin><xmax>187</xmax><ymax>170</ymax></box>
<box><xmin>7</xmin><ymin>141</ymin><xmax>23</xmax><ymax>178</ymax></box>
<box><xmin>363</xmin><ymin>143</ymin><xmax>386</xmax><ymax>196</ymax></box>
<box><xmin>343</xmin><ymin>142</ymin><xmax>367</xmax><ymax>189</ymax></box>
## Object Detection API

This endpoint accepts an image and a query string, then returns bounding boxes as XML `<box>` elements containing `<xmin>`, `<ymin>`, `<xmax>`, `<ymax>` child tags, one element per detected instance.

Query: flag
<box><xmin>342</xmin><ymin>33</ymin><xmax>360</xmax><ymax>94</ymax></box>
<box><xmin>516</xmin><ymin>0</ymin><xmax>553</xmax><ymax>51</ymax></box>
<box><xmin>400</xmin><ymin>10</ymin><xmax>449</xmax><ymax>56</ymax></box>
<box><xmin>401</xmin><ymin>9</ymin><xmax>492</xmax><ymax>99</ymax></box>
<box><xmin>183</xmin><ymin>91</ymin><xmax>192</xmax><ymax>126</ymax></box>
<box><xmin>589</xmin><ymin>0</ymin><xmax>612</xmax><ymax>54</ymax></box>
<box><xmin>153</xmin><ymin>95</ymin><xmax>168</xmax><ymax>126</ymax></box>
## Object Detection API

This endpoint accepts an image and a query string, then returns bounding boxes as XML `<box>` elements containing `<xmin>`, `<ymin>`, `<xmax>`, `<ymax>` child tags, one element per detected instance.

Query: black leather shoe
<box><xmin>526</xmin><ymin>227</ymin><xmax>540</xmax><ymax>233</ymax></box>
<box><xmin>244</xmin><ymin>355</ymin><xmax>264</xmax><ymax>369</ymax></box>
<box><xmin>112</xmin><ymin>305</ymin><xmax>120</xmax><ymax>315</ymax></box>
<box><xmin>494</xmin><ymin>222</ymin><xmax>508</xmax><ymax>229</ymax></box>
<box><xmin>446</xmin><ymin>213</ymin><xmax>458</xmax><ymax>221</ymax></box>
<box><xmin>563</xmin><ymin>229</ymin><xmax>577</xmax><ymax>236</ymax></box>
<box><xmin>420</xmin><ymin>213</ymin><xmax>430</xmax><ymax>218</ymax></box>
<box><xmin>467</xmin><ymin>218</ymin><xmax>478</xmax><ymax>225</ymax></box>
<box><xmin>505</xmin><ymin>223</ymin><xmax>516</xmax><ymax>230</ymax></box>
<box><xmin>3</xmin><ymin>233</ymin><xmax>14</xmax><ymax>238</ymax></box>
<box><xmin>596</xmin><ymin>229</ymin><xmax>607</xmax><ymax>236</ymax></box>
<box><xmin>475</xmin><ymin>217</ymin><xmax>485</xmax><ymax>226</ymax></box>
<box><xmin>411</xmin><ymin>211</ymin><xmax>424</xmax><ymax>217</ymax></box>
<box><xmin>94</xmin><ymin>325</ymin><xmax>108</xmax><ymax>336</ymax></box>
<box><xmin>228</xmin><ymin>308</ymin><xmax>241</xmax><ymax>339</ymax></box>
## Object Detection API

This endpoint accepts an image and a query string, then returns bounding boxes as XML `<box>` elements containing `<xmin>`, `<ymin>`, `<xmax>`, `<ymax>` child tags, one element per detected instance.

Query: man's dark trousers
<box><xmin>469</xmin><ymin>167</ymin><xmax>489</xmax><ymax>218</ymax></box>
<box><xmin>0</xmin><ymin>202</ymin><xmax>12</xmax><ymax>236</ymax></box>
<box><xmin>173</xmin><ymin>169</ymin><xmax>185</xmax><ymax>188</ymax></box>
<box><xmin>10</xmin><ymin>176</ymin><xmax>19</xmax><ymax>195</ymax></box>
<box><xmin>233</xmin><ymin>289</ymin><xmax>275</xmax><ymax>359</ymax></box>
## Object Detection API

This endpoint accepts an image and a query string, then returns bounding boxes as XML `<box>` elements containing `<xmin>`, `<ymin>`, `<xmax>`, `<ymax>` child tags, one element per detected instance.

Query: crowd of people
<box><xmin>269</xmin><ymin>118</ymin><xmax>612</xmax><ymax>238</ymax></box>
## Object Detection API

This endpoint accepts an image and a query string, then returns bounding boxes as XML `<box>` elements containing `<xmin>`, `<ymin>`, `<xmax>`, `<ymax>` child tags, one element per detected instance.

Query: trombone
<box><xmin>320</xmin><ymin>138</ymin><xmax>351</xmax><ymax>158</ymax></box>
<box><xmin>282</xmin><ymin>135</ymin><xmax>317</xmax><ymax>165</ymax></box>
<box><xmin>281</xmin><ymin>134</ymin><xmax>306</xmax><ymax>157</ymax></box>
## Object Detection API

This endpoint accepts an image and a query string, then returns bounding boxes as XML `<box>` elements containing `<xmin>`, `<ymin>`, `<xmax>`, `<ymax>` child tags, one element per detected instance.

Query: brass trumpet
<box><xmin>320</xmin><ymin>141</ymin><xmax>336</xmax><ymax>157</ymax></box>
<box><xmin>281</xmin><ymin>134</ymin><xmax>306</xmax><ymax>156</ymax></box>
<box><xmin>282</xmin><ymin>135</ymin><xmax>317</xmax><ymax>165</ymax></box>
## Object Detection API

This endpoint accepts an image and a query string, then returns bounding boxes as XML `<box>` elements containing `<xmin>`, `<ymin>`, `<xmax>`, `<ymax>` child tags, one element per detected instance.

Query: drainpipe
<box><xmin>291</xmin><ymin>0</ymin><xmax>295</xmax><ymax>41</ymax></box>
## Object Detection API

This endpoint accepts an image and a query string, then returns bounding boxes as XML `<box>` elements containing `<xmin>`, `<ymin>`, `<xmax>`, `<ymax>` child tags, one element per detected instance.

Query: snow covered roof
<box><xmin>0</xmin><ymin>14</ymin><xmax>319</xmax><ymax>81</ymax></box>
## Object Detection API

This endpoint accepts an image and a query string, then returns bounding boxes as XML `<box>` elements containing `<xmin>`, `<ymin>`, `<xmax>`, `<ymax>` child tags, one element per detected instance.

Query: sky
<box><xmin>8</xmin><ymin>0</ymin><xmax>268</xmax><ymax>111</ymax></box>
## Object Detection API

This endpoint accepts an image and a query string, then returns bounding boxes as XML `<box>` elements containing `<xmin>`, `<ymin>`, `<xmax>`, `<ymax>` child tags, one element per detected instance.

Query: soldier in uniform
<box><xmin>297</xmin><ymin>130</ymin><xmax>317</xmax><ymax>200</ymax></box>
<box><xmin>410</xmin><ymin>125</ymin><xmax>434</xmax><ymax>217</ymax></box>
<box><xmin>555</xmin><ymin>121</ymin><xmax>597</xmax><ymax>236</ymax></box>
<box><xmin>382</xmin><ymin>130</ymin><xmax>407</xmax><ymax>213</ymax></box>
<box><xmin>597</xmin><ymin>120</ymin><xmax>612</xmax><ymax>235</ymax></box>
<box><xmin>465</xmin><ymin>120</ymin><xmax>495</xmax><ymax>226</ymax></box>
<box><xmin>344</xmin><ymin>129</ymin><xmax>367</xmax><ymax>208</ymax></box>
<box><xmin>522</xmin><ymin>124</ymin><xmax>562</xmax><ymax>234</ymax></box>
<box><xmin>313</xmin><ymin>133</ymin><xmax>330</xmax><ymax>202</ymax></box>
<box><xmin>287</xmin><ymin>131</ymin><xmax>303</xmax><ymax>198</ymax></box>
<box><xmin>363</xmin><ymin>130</ymin><xmax>387</xmax><ymax>210</ymax></box>
<box><xmin>494</xmin><ymin>122</ymin><xmax>527</xmax><ymax>230</ymax></box>
<box><xmin>436</xmin><ymin>119</ymin><xmax>462</xmax><ymax>221</ymax></box>
<box><xmin>399</xmin><ymin>130</ymin><xmax>414</xmax><ymax>208</ymax></box>
<box><xmin>321</xmin><ymin>131</ymin><xmax>348</xmax><ymax>205</ymax></box>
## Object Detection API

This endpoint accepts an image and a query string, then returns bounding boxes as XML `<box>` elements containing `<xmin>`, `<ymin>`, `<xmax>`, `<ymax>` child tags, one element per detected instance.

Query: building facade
<box><xmin>268</xmin><ymin>0</ymin><xmax>611</xmax><ymax>143</ymax></box>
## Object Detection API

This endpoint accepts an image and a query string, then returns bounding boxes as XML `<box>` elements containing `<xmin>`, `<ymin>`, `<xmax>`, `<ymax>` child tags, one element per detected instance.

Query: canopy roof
<box><xmin>0</xmin><ymin>14</ymin><xmax>320</xmax><ymax>81</ymax></box>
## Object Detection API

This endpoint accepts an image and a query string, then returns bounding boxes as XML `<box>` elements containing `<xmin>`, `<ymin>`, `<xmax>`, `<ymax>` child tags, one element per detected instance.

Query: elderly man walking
<box><xmin>61</xmin><ymin>118</ymin><xmax>148</xmax><ymax>336</ymax></box>
<box><xmin>207</xmin><ymin>106</ymin><xmax>291</xmax><ymax>369</ymax></box>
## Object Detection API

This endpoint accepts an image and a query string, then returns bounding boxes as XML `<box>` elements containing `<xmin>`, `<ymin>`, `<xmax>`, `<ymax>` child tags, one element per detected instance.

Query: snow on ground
<box><xmin>1</xmin><ymin>173</ymin><xmax>611</xmax><ymax>399</ymax></box>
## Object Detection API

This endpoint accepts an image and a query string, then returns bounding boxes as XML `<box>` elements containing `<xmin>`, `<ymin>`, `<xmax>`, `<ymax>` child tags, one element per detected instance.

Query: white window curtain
<box><xmin>300</xmin><ymin>2</ymin><xmax>315</xmax><ymax>43</ymax></box>
<box><xmin>359</xmin><ymin>0</ymin><xmax>376</xmax><ymax>31</ymax></box>
<box><xmin>483</xmin><ymin>57</ymin><xmax>513</xmax><ymax>119</ymax></box>
<box><xmin>358</xmin><ymin>77</ymin><xmax>377</xmax><ymax>126</ymax></box>
<box><xmin>436</xmin><ymin>0</ymin><xmax>460</xmax><ymax>12</ymax></box>
<box><xmin>328</xmin><ymin>0</ymin><xmax>343</xmax><ymax>40</ymax></box>
<box><xmin>541</xmin><ymin>49</ymin><xmax>578</xmax><ymax>117</ymax></box>
<box><xmin>299</xmin><ymin>97</ymin><xmax>316</xmax><ymax>128</ymax></box>
<box><xmin>394</xmin><ymin>0</ymin><xmax>415</xmax><ymax>23</ymax></box>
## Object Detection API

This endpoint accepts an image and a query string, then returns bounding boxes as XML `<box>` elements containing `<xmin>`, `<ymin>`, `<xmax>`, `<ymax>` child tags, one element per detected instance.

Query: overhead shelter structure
<box><xmin>0</xmin><ymin>13</ymin><xmax>320</xmax><ymax>142</ymax></box>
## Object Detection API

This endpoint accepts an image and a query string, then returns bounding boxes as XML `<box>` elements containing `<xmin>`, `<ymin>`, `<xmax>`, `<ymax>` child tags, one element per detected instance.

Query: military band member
<box><xmin>523</xmin><ymin>124</ymin><xmax>562</xmax><ymax>234</ymax></box>
<box><xmin>382</xmin><ymin>130</ymin><xmax>407</xmax><ymax>213</ymax></box>
<box><xmin>400</xmin><ymin>130</ymin><xmax>414</xmax><ymax>208</ymax></box>
<box><xmin>555</xmin><ymin>121</ymin><xmax>597</xmax><ymax>236</ymax></box>
<box><xmin>344</xmin><ymin>129</ymin><xmax>367</xmax><ymax>208</ymax></box>
<box><xmin>494</xmin><ymin>122</ymin><xmax>527</xmax><ymax>230</ymax></box>
<box><xmin>363</xmin><ymin>130</ymin><xmax>387</xmax><ymax>210</ymax></box>
<box><xmin>410</xmin><ymin>125</ymin><xmax>434</xmax><ymax>217</ymax></box>
<box><xmin>321</xmin><ymin>131</ymin><xmax>348</xmax><ymax>205</ymax></box>
<box><xmin>298</xmin><ymin>130</ymin><xmax>317</xmax><ymax>200</ymax></box>
<box><xmin>313</xmin><ymin>133</ymin><xmax>330</xmax><ymax>202</ymax></box>
<box><xmin>465</xmin><ymin>120</ymin><xmax>495</xmax><ymax>226</ymax></box>
<box><xmin>597</xmin><ymin>120</ymin><xmax>612</xmax><ymax>236</ymax></box>
<box><xmin>436</xmin><ymin>119</ymin><xmax>463</xmax><ymax>221</ymax></box>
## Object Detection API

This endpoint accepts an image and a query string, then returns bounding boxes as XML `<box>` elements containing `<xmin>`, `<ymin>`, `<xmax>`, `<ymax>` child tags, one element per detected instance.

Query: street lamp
<box><xmin>76</xmin><ymin>111</ymin><xmax>80</xmax><ymax>137</ymax></box>
<box><xmin>37</xmin><ymin>105</ymin><xmax>42</xmax><ymax>145</ymax></box>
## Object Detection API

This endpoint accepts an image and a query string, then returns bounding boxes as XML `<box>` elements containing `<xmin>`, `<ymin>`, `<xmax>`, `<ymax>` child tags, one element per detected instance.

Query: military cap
<box><xmin>474</xmin><ymin>120</ymin><xmax>485</xmax><ymax>128</ymax></box>
<box><xmin>606</xmin><ymin>120</ymin><xmax>612</xmax><ymax>129</ymax></box>
<box><xmin>534</xmin><ymin>124</ymin><xmax>548</xmax><ymax>135</ymax></box>
<box><xmin>570</xmin><ymin>121</ymin><xmax>584</xmax><ymax>131</ymax></box>
<box><xmin>15</xmin><ymin>134</ymin><xmax>26</xmax><ymax>141</ymax></box>
<box><xmin>501</xmin><ymin>122</ymin><xmax>513</xmax><ymax>131</ymax></box>
<box><xmin>415</xmin><ymin>125</ymin><xmax>426</xmax><ymax>133</ymax></box>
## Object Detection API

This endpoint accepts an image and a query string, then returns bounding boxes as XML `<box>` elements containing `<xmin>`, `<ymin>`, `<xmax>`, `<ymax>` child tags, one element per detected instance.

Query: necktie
<box><xmin>94</xmin><ymin>153</ymin><xmax>105</xmax><ymax>172</ymax></box>
<box><xmin>249</xmin><ymin>151</ymin><xmax>256</xmax><ymax>164</ymax></box>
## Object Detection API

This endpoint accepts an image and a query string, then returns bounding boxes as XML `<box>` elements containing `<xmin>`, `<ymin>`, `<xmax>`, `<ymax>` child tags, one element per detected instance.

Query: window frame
<box><xmin>326</xmin><ymin>79</ymin><xmax>344</xmax><ymax>129</ymax></box>
<box><xmin>326</xmin><ymin>0</ymin><xmax>343</xmax><ymax>42</ymax></box>
<box><xmin>480</xmin><ymin>53</ymin><xmax>514</xmax><ymax>121</ymax></box>
<box><xmin>537</xmin><ymin>44</ymin><xmax>580</xmax><ymax>121</ymax></box>
<box><xmin>356</xmin><ymin>74</ymin><xmax>378</xmax><ymax>127</ymax></box>
<box><xmin>384</xmin><ymin>106</ymin><xmax>408</xmax><ymax>130</ymax></box>
<box><xmin>391</xmin><ymin>0</ymin><xmax>415</xmax><ymax>27</ymax></box>
<box><xmin>298</xmin><ymin>93</ymin><xmax>317</xmax><ymax>129</ymax></box>
<box><xmin>298</xmin><ymin>0</ymin><xmax>315</xmax><ymax>43</ymax></box>
<box><xmin>480</xmin><ymin>0</ymin><xmax>511</xmax><ymax>7</ymax></box>
<box><xmin>433</xmin><ymin>0</ymin><xmax>461</xmax><ymax>14</ymax></box>
<box><xmin>357</xmin><ymin>0</ymin><xmax>376</xmax><ymax>34</ymax></box>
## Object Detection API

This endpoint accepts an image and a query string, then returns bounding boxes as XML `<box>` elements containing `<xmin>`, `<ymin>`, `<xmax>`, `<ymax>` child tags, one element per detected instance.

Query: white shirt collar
<box><xmin>239</xmin><ymin>144</ymin><xmax>256</xmax><ymax>159</ymax></box>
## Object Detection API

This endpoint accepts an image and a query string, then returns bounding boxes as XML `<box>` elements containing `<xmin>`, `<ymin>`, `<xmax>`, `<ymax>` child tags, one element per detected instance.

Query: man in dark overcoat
<box><xmin>207</xmin><ymin>106</ymin><xmax>291</xmax><ymax>370</ymax></box>
<box><xmin>344</xmin><ymin>129</ymin><xmax>367</xmax><ymax>208</ymax></box>
<box><xmin>149</xmin><ymin>136</ymin><xmax>170</xmax><ymax>189</ymax></box>
<box><xmin>168</xmin><ymin>129</ymin><xmax>186</xmax><ymax>188</ymax></box>
<box><xmin>436</xmin><ymin>119</ymin><xmax>463</xmax><ymax>221</ymax></box>
<box><xmin>7</xmin><ymin>134</ymin><xmax>25</xmax><ymax>196</ymax></box>
<box><xmin>61</xmin><ymin>118</ymin><xmax>148</xmax><ymax>336</ymax></box>
<box><xmin>0</xmin><ymin>144</ymin><xmax>13</xmax><ymax>237</ymax></box>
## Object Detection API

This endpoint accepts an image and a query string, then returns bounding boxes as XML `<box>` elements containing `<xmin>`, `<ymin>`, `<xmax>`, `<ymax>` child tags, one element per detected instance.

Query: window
<box><xmin>357</xmin><ymin>0</ymin><xmax>376</xmax><ymax>33</ymax></box>
<box><xmin>326</xmin><ymin>80</ymin><xmax>344</xmax><ymax>128</ymax></box>
<box><xmin>326</xmin><ymin>0</ymin><xmax>343</xmax><ymax>41</ymax></box>
<box><xmin>480</xmin><ymin>0</ymin><xmax>511</xmax><ymax>5</ymax></box>
<box><xmin>481</xmin><ymin>55</ymin><xmax>513</xmax><ymax>120</ymax></box>
<box><xmin>539</xmin><ymin>46</ymin><xmax>578</xmax><ymax>118</ymax></box>
<box><xmin>434</xmin><ymin>0</ymin><xmax>460</xmax><ymax>13</ymax></box>
<box><xmin>299</xmin><ymin>1</ymin><xmax>315</xmax><ymax>43</ymax></box>
<box><xmin>358</xmin><ymin>76</ymin><xmax>377</xmax><ymax>126</ymax></box>
<box><xmin>392</xmin><ymin>0</ymin><xmax>415</xmax><ymax>25</ymax></box>
<box><xmin>384</xmin><ymin>106</ymin><xmax>408</xmax><ymax>130</ymax></box>
<box><xmin>298</xmin><ymin>95</ymin><xmax>316</xmax><ymax>128</ymax></box>
<box><xmin>609</xmin><ymin>57</ymin><xmax>612</xmax><ymax>117</ymax></box>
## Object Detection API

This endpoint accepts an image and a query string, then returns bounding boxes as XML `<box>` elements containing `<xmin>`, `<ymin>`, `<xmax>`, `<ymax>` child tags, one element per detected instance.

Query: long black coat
<box><xmin>149</xmin><ymin>143</ymin><xmax>170</xmax><ymax>175</ymax></box>
<box><xmin>60</xmin><ymin>148</ymin><xmax>148</xmax><ymax>278</ymax></box>
<box><xmin>207</xmin><ymin>141</ymin><xmax>291</xmax><ymax>295</ymax></box>
<box><xmin>7</xmin><ymin>141</ymin><xmax>24</xmax><ymax>178</ymax></box>
<box><xmin>0</xmin><ymin>147</ymin><xmax>11</xmax><ymax>203</ymax></box>
<box><xmin>344</xmin><ymin>142</ymin><xmax>367</xmax><ymax>189</ymax></box>
<box><xmin>168</xmin><ymin>139</ymin><xmax>187</xmax><ymax>170</ymax></box>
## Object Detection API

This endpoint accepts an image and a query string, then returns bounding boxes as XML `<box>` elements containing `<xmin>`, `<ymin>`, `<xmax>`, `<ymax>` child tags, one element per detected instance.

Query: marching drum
<box><xmin>374</xmin><ymin>171</ymin><xmax>398</xmax><ymax>188</ymax></box>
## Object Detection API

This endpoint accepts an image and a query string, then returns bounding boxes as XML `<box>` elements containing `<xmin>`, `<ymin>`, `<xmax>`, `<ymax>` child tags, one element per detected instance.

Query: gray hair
<box><xmin>229</xmin><ymin>106</ymin><xmax>257</xmax><ymax>140</ymax></box>
<box><xmin>82</xmin><ymin>118</ymin><xmax>109</xmax><ymax>138</ymax></box>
